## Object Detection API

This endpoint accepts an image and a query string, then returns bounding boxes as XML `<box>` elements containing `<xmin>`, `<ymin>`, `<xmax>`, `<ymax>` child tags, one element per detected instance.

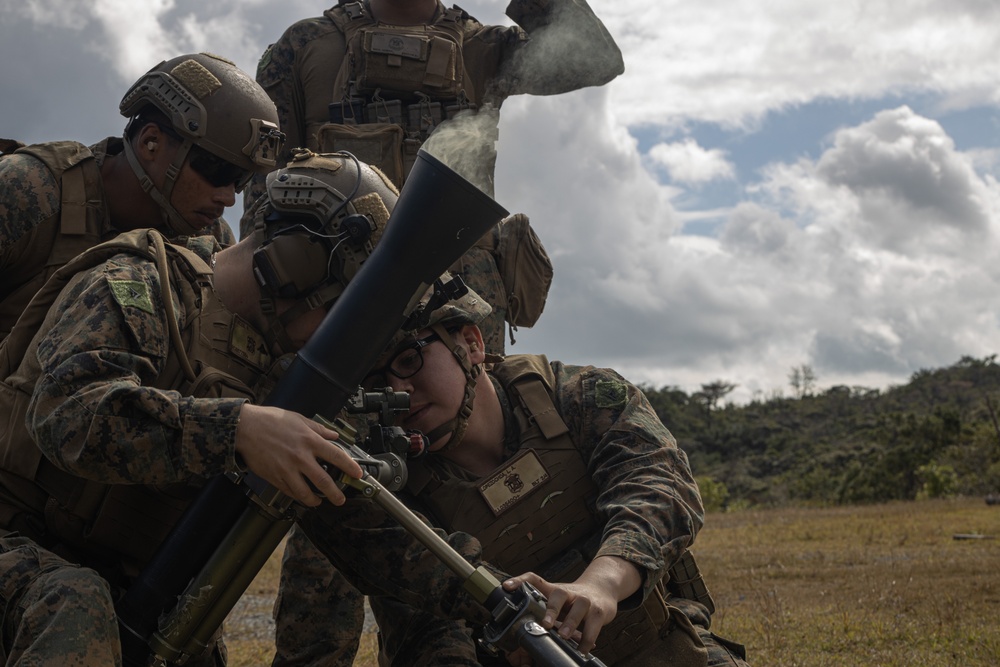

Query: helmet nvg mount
<box><xmin>119</xmin><ymin>52</ymin><xmax>284</xmax><ymax>235</ymax></box>
<box><xmin>251</xmin><ymin>149</ymin><xmax>399</xmax><ymax>353</ymax></box>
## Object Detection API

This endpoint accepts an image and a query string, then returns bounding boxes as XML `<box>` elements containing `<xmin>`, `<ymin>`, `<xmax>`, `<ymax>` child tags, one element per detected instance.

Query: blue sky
<box><xmin>5</xmin><ymin>0</ymin><xmax>1000</xmax><ymax>403</ymax></box>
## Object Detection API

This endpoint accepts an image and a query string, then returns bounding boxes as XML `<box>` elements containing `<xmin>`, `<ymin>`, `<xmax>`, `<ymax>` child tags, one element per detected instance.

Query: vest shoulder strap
<box><xmin>494</xmin><ymin>354</ymin><xmax>569</xmax><ymax>440</ymax></box>
<box><xmin>326</xmin><ymin>2</ymin><xmax>371</xmax><ymax>31</ymax></box>
<box><xmin>13</xmin><ymin>141</ymin><xmax>106</xmax><ymax>264</ymax></box>
<box><xmin>15</xmin><ymin>140</ymin><xmax>93</xmax><ymax>174</ymax></box>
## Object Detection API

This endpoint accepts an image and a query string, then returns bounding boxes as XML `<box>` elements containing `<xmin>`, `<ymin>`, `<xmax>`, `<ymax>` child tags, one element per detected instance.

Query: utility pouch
<box><xmin>82</xmin><ymin>483</ymin><xmax>201</xmax><ymax>566</ymax></box>
<box><xmin>355</xmin><ymin>28</ymin><xmax>463</xmax><ymax>98</ymax></box>
<box><xmin>653</xmin><ymin>600</ymin><xmax>710</xmax><ymax>667</ymax></box>
<box><xmin>315</xmin><ymin>122</ymin><xmax>405</xmax><ymax>188</ymax></box>
<box><xmin>496</xmin><ymin>213</ymin><xmax>553</xmax><ymax>328</ymax></box>
<box><xmin>445</xmin><ymin>99</ymin><xmax>477</xmax><ymax>120</ymax></box>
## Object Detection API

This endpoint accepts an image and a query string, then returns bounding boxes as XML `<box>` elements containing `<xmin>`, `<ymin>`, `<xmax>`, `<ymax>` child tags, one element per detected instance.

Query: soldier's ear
<box><xmin>136</xmin><ymin>124</ymin><xmax>164</xmax><ymax>160</ymax></box>
<box><xmin>461</xmin><ymin>325</ymin><xmax>485</xmax><ymax>363</ymax></box>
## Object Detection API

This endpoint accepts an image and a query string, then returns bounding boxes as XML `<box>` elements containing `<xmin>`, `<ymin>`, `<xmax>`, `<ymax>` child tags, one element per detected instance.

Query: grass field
<box><xmin>225</xmin><ymin>497</ymin><xmax>1000</xmax><ymax>666</ymax></box>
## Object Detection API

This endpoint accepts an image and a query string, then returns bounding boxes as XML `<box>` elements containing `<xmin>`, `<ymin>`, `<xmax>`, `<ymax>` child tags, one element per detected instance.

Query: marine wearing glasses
<box><xmin>362</xmin><ymin>331</ymin><xmax>447</xmax><ymax>390</ymax></box>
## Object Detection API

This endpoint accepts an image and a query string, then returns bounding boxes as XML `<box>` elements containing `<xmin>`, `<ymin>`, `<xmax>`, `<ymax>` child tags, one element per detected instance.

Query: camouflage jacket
<box><xmin>296</xmin><ymin>355</ymin><xmax>703</xmax><ymax>635</ymax></box>
<box><xmin>0</xmin><ymin>137</ymin><xmax>236</xmax><ymax>341</ymax></box>
<box><xmin>29</xmin><ymin>246</ymin><xmax>247</xmax><ymax>481</ymax></box>
<box><xmin>419</xmin><ymin>355</ymin><xmax>704</xmax><ymax>597</ymax></box>
<box><xmin>0</xmin><ymin>229</ymin><xmax>269</xmax><ymax>577</ymax></box>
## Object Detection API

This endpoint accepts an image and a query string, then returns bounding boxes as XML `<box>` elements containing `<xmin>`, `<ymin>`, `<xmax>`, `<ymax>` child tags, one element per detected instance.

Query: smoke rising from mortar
<box><xmin>423</xmin><ymin>0</ymin><xmax>619</xmax><ymax>197</ymax></box>
<box><xmin>421</xmin><ymin>104</ymin><xmax>501</xmax><ymax>197</ymax></box>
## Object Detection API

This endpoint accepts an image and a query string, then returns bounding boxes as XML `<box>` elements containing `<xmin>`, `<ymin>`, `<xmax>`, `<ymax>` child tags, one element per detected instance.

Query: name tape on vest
<box><xmin>478</xmin><ymin>449</ymin><xmax>550</xmax><ymax>517</ymax></box>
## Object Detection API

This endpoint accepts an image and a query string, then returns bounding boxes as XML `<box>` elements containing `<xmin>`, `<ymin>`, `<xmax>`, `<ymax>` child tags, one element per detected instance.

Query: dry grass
<box><xmin>698</xmin><ymin>498</ymin><xmax>1000</xmax><ymax>667</ymax></box>
<box><xmin>225</xmin><ymin>498</ymin><xmax>1000</xmax><ymax>666</ymax></box>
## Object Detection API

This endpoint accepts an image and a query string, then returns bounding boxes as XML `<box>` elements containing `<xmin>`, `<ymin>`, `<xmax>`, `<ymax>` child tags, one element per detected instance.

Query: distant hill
<box><xmin>640</xmin><ymin>355</ymin><xmax>1000</xmax><ymax>508</ymax></box>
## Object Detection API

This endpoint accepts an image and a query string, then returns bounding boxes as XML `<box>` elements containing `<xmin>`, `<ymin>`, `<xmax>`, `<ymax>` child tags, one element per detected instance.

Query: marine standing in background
<box><xmin>0</xmin><ymin>52</ymin><xmax>283</xmax><ymax>342</ymax></box>
<box><xmin>244</xmin><ymin>0</ymin><xmax>624</xmax><ymax>356</ymax></box>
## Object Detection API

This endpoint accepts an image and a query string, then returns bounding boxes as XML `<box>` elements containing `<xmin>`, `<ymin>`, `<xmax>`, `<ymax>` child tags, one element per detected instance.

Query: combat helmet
<box><xmin>366</xmin><ymin>274</ymin><xmax>495</xmax><ymax>451</ymax></box>
<box><xmin>119</xmin><ymin>52</ymin><xmax>284</xmax><ymax>235</ymax></box>
<box><xmin>250</xmin><ymin>149</ymin><xmax>399</xmax><ymax>353</ymax></box>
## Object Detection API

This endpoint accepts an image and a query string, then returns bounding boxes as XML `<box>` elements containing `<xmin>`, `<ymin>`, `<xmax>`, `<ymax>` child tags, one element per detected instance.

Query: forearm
<box><xmin>561</xmin><ymin>365</ymin><xmax>705</xmax><ymax>599</ymax></box>
<box><xmin>29</xmin><ymin>356</ymin><xmax>244</xmax><ymax>484</ymax></box>
<box><xmin>577</xmin><ymin>554</ymin><xmax>643</xmax><ymax>606</ymax></box>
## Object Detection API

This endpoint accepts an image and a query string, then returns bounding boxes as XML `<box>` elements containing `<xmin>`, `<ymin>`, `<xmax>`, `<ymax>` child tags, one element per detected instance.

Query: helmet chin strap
<box><xmin>424</xmin><ymin>322</ymin><xmax>482</xmax><ymax>452</ymax></box>
<box><xmin>122</xmin><ymin>135</ymin><xmax>201</xmax><ymax>236</ymax></box>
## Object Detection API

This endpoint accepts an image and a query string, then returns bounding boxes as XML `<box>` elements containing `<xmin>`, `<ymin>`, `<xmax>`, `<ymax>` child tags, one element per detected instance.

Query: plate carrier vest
<box><xmin>403</xmin><ymin>354</ymin><xmax>716</xmax><ymax>664</ymax></box>
<box><xmin>319</xmin><ymin>2</ymin><xmax>483</xmax><ymax>187</ymax></box>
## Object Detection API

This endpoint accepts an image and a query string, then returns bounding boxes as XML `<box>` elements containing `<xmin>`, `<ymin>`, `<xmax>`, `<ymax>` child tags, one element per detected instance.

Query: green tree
<box><xmin>696</xmin><ymin>476</ymin><xmax>730</xmax><ymax>512</ymax></box>
<box><xmin>915</xmin><ymin>462</ymin><xmax>958</xmax><ymax>499</ymax></box>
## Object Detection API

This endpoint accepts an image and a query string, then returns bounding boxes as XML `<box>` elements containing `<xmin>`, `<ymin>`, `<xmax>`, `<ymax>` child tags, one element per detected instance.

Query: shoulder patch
<box><xmin>594</xmin><ymin>380</ymin><xmax>626</xmax><ymax>408</ymax></box>
<box><xmin>108</xmin><ymin>279</ymin><xmax>154</xmax><ymax>314</ymax></box>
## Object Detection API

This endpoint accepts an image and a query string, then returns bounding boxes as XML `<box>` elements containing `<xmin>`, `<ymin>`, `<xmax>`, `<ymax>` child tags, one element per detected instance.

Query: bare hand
<box><xmin>502</xmin><ymin>573</ymin><xmax>615</xmax><ymax>655</ymax></box>
<box><xmin>235</xmin><ymin>404</ymin><xmax>363</xmax><ymax>507</ymax></box>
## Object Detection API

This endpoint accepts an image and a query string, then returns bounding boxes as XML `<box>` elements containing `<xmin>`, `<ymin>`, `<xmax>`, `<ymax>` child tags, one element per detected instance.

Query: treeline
<box><xmin>641</xmin><ymin>355</ymin><xmax>1000</xmax><ymax>510</ymax></box>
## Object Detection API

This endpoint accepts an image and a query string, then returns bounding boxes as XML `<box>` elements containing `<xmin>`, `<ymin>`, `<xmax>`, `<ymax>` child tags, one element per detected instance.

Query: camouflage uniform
<box><xmin>0</xmin><ymin>138</ymin><xmax>235</xmax><ymax>341</ymax></box>
<box><xmin>366</xmin><ymin>355</ymin><xmax>749</xmax><ymax>666</ymax></box>
<box><xmin>0</xmin><ymin>232</ymin><xmax>248</xmax><ymax>665</ymax></box>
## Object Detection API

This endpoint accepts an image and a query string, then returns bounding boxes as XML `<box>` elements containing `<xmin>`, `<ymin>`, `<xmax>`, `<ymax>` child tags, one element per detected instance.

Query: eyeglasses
<box><xmin>187</xmin><ymin>145</ymin><xmax>253</xmax><ymax>190</ymax></box>
<box><xmin>363</xmin><ymin>332</ymin><xmax>442</xmax><ymax>389</ymax></box>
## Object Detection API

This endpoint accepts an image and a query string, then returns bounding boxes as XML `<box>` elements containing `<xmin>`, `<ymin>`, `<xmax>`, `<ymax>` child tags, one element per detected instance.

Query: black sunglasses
<box><xmin>187</xmin><ymin>145</ymin><xmax>253</xmax><ymax>190</ymax></box>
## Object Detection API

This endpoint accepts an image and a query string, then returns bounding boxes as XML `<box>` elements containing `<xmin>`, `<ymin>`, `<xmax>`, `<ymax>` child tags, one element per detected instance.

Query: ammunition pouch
<box><xmin>37</xmin><ymin>462</ymin><xmax>202</xmax><ymax>571</ymax></box>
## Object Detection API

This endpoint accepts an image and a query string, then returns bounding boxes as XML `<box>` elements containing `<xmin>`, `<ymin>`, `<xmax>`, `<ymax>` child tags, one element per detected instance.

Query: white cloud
<box><xmin>648</xmin><ymin>139</ymin><xmax>735</xmax><ymax>185</ymax></box>
<box><xmin>504</xmin><ymin>93</ymin><xmax>1000</xmax><ymax>402</ymax></box>
<box><xmin>755</xmin><ymin>106</ymin><xmax>999</xmax><ymax>258</ymax></box>
<box><xmin>597</xmin><ymin>0</ymin><xmax>1000</xmax><ymax>128</ymax></box>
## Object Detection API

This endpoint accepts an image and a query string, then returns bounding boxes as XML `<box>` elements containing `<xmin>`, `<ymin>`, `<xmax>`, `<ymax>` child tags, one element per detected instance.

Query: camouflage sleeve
<box><xmin>467</xmin><ymin>0</ymin><xmax>624</xmax><ymax>102</ymax></box>
<box><xmin>296</xmin><ymin>497</ymin><xmax>493</xmax><ymax>627</ymax></box>
<box><xmin>26</xmin><ymin>254</ymin><xmax>245</xmax><ymax>484</ymax></box>
<box><xmin>0</xmin><ymin>152</ymin><xmax>60</xmax><ymax>261</ymax></box>
<box><xmin>552</xmin><ymin>362</ymin><xmax>705</xmax><ymax>603</ymax></box>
